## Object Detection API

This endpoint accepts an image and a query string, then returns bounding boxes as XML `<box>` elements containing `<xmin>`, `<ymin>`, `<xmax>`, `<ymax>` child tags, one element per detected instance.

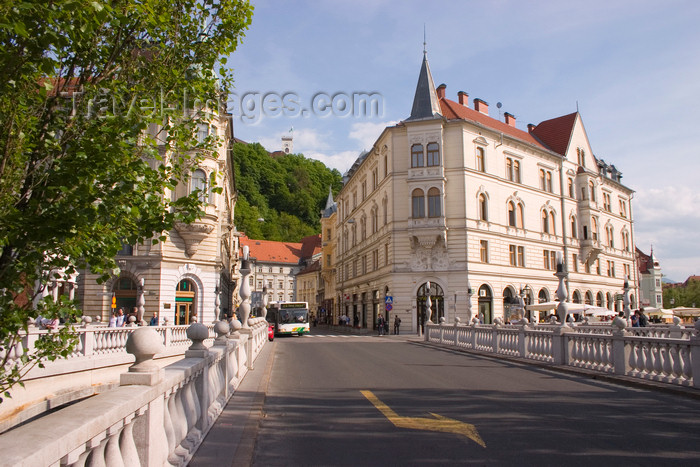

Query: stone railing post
<box><xmin>518</xmin><ymin>325</ymin><xmax>527</xmax><ymax>358</ymax></box>
<box><xmin>82</xmin><ymin>328</ymin><xmax>95</xmax><ymax>357</ymax></box>
<box><xmin>454</xmin><ymin>317</ymin><xmax>461</xmax><ymax>347</ymax></box>
<box><xmin>439</xmin><ymin>318</ymin><xmax>445</xmax><ymax>344</ymax></box>
<box><xmin>470</xmin><ymin>323</ymin><xmax>477</xmax><ymax>349</ymax></box>
<box><xmin>120</xmin><ymin>327</ymin><xmax>168</xmax><ymax>465</ymax></box>
<box><xmin>691</xmin><ymin>322</ymin><xmax>700</xmax><ymax>388</ymax></box>
<box><xmin>492</xmin><ymin>322</ymin><xmax>501</xmax><ymax>354</ymax></box>
<box><xmin>551</xmin><ymin>326</ymin><xmax>574</xmax><ymax>366</ymax></box>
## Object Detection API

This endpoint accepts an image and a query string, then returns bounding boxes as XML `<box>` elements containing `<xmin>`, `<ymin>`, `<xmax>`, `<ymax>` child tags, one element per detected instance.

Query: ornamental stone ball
<box><xmin>186</xmin><ymin>322</ymin><xmax>209</xmax><ymax>351</ymax></box>
<box><xmin>230</xmin><ymin>319</ymin><xmax>242</xmax><ymax>332</ymax></box>
<box><xmin>125</xmin><ymin>327</ymin><xmax>165</xmax><ymax>372</ymax></box>
<box><xmin>612</xmin><ymin>315</ymin><xmax>627</xmax><ymax>330</ymax></box>
<box><xmin>214</xmin><ymin>320</ymin><xmax>230</xmax><ymax>338</ymax></box>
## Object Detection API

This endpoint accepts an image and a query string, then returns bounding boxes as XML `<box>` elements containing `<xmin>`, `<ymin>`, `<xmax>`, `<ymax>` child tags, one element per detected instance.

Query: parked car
<box><xmin>268</xmin><ymin>325</ymin><xmax>274</xmax><ymax>341</ymax></box>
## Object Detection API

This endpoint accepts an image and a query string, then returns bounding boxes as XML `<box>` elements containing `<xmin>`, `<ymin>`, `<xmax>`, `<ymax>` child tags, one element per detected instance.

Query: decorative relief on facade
<box><xmin>408</xmin><ymin>233</ymin><xmax>449</xmax><ymax>271</ymax></box>
<box><xmin>174</xmin><ymin>218</ymin><xmax>216</xmax><ymax>256</ymax></box>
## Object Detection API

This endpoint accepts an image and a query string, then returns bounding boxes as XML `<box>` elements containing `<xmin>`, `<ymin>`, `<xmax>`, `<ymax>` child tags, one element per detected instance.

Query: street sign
<box><xmin>385</xmin><ymin>296</ymin><xmax>393</xmax><ymax>304</ymax></box>
<box><xmin>386</xmin><ymin>303</ymin><xmax>393</xmax><ymax>312</ymax></box>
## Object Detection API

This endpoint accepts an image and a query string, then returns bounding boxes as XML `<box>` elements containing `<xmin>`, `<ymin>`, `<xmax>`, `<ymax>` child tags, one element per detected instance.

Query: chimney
<box><xmin>474</xmin><ymin>98</ymin><xmax>489</xmax><ymax>115</ymax></box>
<box><xmin>504</xmin><ymin>112</ymin><xmax>516</xmax><ymax>127</ymax></box>
<box><xmin>527</xmin><ymin>123</ymin><xmax>536</xmax><ymax>133</ymax></box>
<box><xmin>458</xmin><ymin>91</ymin><xmax>469</xmax><ymax>107</ymax></box>
<box><xmin>436</xmin><ymin>83</ymin><xmax>446</xmax><ymax>100</ymax></box>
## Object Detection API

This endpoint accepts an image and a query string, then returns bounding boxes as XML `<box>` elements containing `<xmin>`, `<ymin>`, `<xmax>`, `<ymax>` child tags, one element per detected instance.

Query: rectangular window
<box><xmin>543</xmin><ymin>250</ymin><xmax>550</xmax><ymax>270</ymax></box>
<box><xmin>267</xmin><ymin>280</ymin><xmax>272</xmax><ymax>289</ymax></box>
<box><xmin>655</xmin><ymin>279</ymin><xmax>661</xmax><ymax>288</ymax></box>
<box><xmin>624</xmin><ymin>263</ymin><xmax>631</xmax><ymax>278</ymax></box>
<box><xmin>596</xmin><ymin>259</ymin><xmax>601</xmax><ymax>275</ymax></box>
<box><xmin>476</xmin><ymin>147</ymin><xmax>485</xmax><ymax>172</ymax></box>
<box><xmin>278</xmin><ymin>280</ymin><xmax>283</xmax><ymax>289</ymax></box>
<box><xmin>543</xmin><ymin>250</ymin><xmax>556</xmax><ymax>270</ymax></box>
<box><xmin>480</xmin><ymin>240</ymin><xmax>488</xmax><ymax>263</ymax></box>
<box><xmin>518</xmin><ymin>246</ymin><xmax>525</xmax><ymax>267</ymax></box>
<box><xmin>585</xmin><ymin>261</ymin><xmax>591</xmax><ymax>274</ymax></box>
<box><xmin>572</xmin><ymin>254</ymin><xmax>578</xmax><ymax>272</ymax></box>
<box><xmin>603</xmin><ymin>193</ymin><xmax>611</xmax><ymax>212</ymax></box>
<box><xmin>509</xmin><ymin>245</ymin><xmax>517</xmax><ymax>266</ymax></box>
<box><xmin>385</xmin><ymin>244</ymin><xmax>389</xmax><ymax>267</ymax></box>
<box><xmin>326</xmin><ymin>254</ymin><xmax>332</xmax><ymax>267</ymax></box>
<box><xmin>257</xmin><ymin>280</ymin><xmax>262</xmax><ymax>289</ymax></box>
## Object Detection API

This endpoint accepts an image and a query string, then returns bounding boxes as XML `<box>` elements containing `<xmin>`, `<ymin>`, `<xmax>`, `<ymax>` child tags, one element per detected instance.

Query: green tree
<box><xmin>233</xmin><ymin>142</ymin><xmax>342</xmax><ymax>241</ymax></box>
<box><xmin>0</xmin><ymin>0</ymin><xmax>253</xmax><ymax>401</ymax></box>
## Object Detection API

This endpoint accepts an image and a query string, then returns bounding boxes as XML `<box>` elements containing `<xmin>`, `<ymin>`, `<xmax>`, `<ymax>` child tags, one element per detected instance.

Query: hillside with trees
<box><xmin>233</xmin><ymin>142</ymin><xmax>343</xmax><ymax>241</ymax></box>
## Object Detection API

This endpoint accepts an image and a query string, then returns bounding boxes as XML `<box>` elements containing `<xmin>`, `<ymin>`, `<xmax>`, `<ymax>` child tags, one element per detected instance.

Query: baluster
<box><xmin>119</xmin><ymin>413</ymin><xmax>140</xmax><ymax>467</ymax></box>
<box><xmin>645</xmin><ymin>344</ymin><xmax>656</xmax><ymax>379</ymax></box>
<box><xmin>680</xmin><ymin>347</ymin><xmax>692</xmax><ymax>384</ymax></box>
<box><xmin>627</xmin><ymin>342</ymin><xmax>639</xmax><ymax>376</ymax></box>
<box><xmin>85</xmin><ymin>434</ymin><xmax>109</xmax><ymax>467</ymax></box>
<box><xmin>163</xmin><ymin>392</ymin><xmax>177</xmax><ymax>458</ymax></box>
<box><xmin>104</xmin><ymin>424</ymin><xmax>126</xmax><ymax>467</ymax></box>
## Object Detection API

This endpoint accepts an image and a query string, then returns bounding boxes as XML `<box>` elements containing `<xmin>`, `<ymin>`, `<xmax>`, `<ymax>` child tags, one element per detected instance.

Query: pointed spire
<box><xmin>407</xmin><ymin>51</ymin><xmax>442</xmax><ymax>121</ymax></box>
<box><xmin>324</xmin><ymin>185</ymin><xmax>335</xmax><ymax>210</ymax></box>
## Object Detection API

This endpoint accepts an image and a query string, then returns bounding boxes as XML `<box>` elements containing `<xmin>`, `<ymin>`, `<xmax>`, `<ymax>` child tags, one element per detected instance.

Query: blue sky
<box><xmin>229</xmin><ymin>0</ymin><xmax>700</xmax><ymax>282</ymax></box>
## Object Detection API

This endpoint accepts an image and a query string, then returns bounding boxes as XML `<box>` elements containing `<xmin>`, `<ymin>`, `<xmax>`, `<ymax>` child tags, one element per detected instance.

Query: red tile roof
<box><xmin>529</xmin><ymin>112</ymin><xmax>578</xmax><ymax>156</ymax></box>
<box><xmin>300</xmin><ymin>234</ymin><xmax>322</xmax><ymax>259</ymax></box>
<box><xmin>636</xmin><ymin>247</ymin><xmax>653</xmax><ymax>274</ymax></box>
<box><xmin>240</xmin><ymin>236</ymin><xmax>303</xmax><ymax>265</ymax></box>
<box><xmin>438</xmin><ymin>98</ymin><xmax>548</xmax><ymax>150</ymax></box>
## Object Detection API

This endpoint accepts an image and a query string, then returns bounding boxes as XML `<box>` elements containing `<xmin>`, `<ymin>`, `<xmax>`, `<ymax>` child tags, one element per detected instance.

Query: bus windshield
<box><xmin>279</xmin><ymin>309</ymin><xmax>308</xmax><ymax>324</ymax></box>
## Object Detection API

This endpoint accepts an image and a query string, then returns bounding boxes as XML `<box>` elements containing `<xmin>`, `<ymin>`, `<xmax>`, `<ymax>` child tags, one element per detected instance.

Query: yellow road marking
<box><xmin>360</xmin><ymin>390</ymin><xmax>486</xmax><ymax>448</ymax></box>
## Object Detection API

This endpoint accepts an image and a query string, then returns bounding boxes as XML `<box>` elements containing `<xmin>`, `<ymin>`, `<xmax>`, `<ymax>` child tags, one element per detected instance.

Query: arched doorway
<box><xmin>417</xmin><ymin>282</ymin><xmax>444</xmax><ymax>332</ymax></box>
<box><xmin>113</xmin><ymin>275</ymin><xmax>137</xmax><ymax>315</ymax></box>
<box><xmin>585</xmin><ymin>291</ymin><xmax>593</xmax><ymax>305</ymax></box>
<box><xmin>502</xmin><ymin>287</ymin><xmax>519</xmax><ymax>323</ymax></box>
<box><xmin>175</xmin><ymin>279</ymin><xmax>197</xmax><ymax>325</ymax></box>
<box><xmin>478</xmin><ymin>285</ymin><xmax>493</xmax><ymax>324</ymax></box>
<box><xmin>596</xmin><ymin>292</ymin><xmax>604</xmax><ymax>307</ymax></box>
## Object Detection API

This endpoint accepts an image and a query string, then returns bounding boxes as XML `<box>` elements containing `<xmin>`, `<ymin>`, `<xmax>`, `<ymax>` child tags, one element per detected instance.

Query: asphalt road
<box><xmin>250</xmin><ymin>331</ymin><xmax>700</xmax><ymax>466</ymax></box>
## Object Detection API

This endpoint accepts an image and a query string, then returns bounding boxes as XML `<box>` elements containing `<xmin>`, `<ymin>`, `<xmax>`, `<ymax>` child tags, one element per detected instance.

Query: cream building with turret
<box><xmin>77</xmin><ymin>113</ymin><xmax>238</xmax><ymax>325</ymax></box>
<box><xmin>331</xmin><ymin>52</ymin><xmax>637</xmax><ymax>333</ymax></box>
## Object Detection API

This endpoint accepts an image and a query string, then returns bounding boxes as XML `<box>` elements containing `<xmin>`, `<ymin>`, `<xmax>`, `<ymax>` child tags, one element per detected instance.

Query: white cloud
<box><xmin>304</xmin><ymin>150</ymin><xmax>358</xmax><ymax>174</ymax></box>
<box><xmin>633</xmin><ymin>186</ymin><xmax>700</xmax><ymax>281</ymax></box>
<box><xmin>348</xmin><ymin>121</ymin><xmax>397</xmax><ymax>150</ymax></box>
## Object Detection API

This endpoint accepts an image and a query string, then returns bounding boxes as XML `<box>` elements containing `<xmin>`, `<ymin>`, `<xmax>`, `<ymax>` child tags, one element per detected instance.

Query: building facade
<box><xmin>331</xmin><ymin>53</ymin><xmax>637</xmax><ymax>333</ymax></box>
<box><xmin>78</xmin><ymin>113</ymin><xmax>238</xmax><ymax>325</ymax></box>
<box><xmin>240</xmin><ymin>234</ymin><xmax>321</xmax><ymax>312</ymax></box>
<box><xmin>636</xmin><ymin>247</ymin><xmax>663</xmax><ymax>308</ymax></box>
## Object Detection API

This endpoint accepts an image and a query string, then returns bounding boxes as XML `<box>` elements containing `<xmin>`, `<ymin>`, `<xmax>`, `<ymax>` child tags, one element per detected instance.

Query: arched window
<box><xmin>382</xmin><ymin>197</ymin><xmax>388</xmax><ymax>225</ymax></box>
<box><xmin>476</xmin><ymin>147</ymin><xmax>485</xmax><ymax>172</ymax></box>
<box><xmin>371</xmin><ymin>208</ymin><xmax>378</xmax><ymax>234</ymax></box>
<box><xmin>606</xmin><ymin>225</ymin><xmax>614</xmax><ymax>247</ymax></box>
<box><xmin>412</xmin><ymin>189</ymin><xmax>425</xmax><ymax>218</ymax></box>
<box><xmin>596</xmin><ymin>292</ymin><xmax>604</xmax><ymax>307</ymax></box>
<box><xmin>542</xmin><ymin>210</ymin><xmax>549</xmax><ymax>233</ymax></box>
<box><xmin>513</xmin><ymin>160</ymin><xmax>521</xmax><ymax>183</ymax></box>
<box><xmin>478</xmin><ymin>193</ymin><xmax>488</xmax><ymax>221</ymax></box>
<box><xmin>591</xmin><ymin>217</ymin><xmax>599</xmax><ymax>241</ymax></box>
<box><xmin>426</xmin><ymin>142</ymin><xmax>440</xmax><ymax>166</ymax></box>
<box><xmin>585</xmin><ymin>291</ymin><xmax>593</xmax><ymax>305</ymax></box>
<box><xmin>572</xmin><ymin>290</ymin><xmax>582</xmax><ymax>304</ymax></box>
<box><xmin>538</xmin><ymin>288</ymin><xmax>549</xmax><ymax>303</ymax></box>
<box><xmin>508</xmin><ymin>201</ymin><xmax>516</xmax><ymax>227</ymax></box>
<box><xmin>570</xmin><ymin>216</ymin><xmax>578</xmax><ymax>239</ymax></box>
<box><xmin>411</xmin><ymin>144</ymin><xmax>424</xmax><ymax>168</ymax></box>
<box><xmin>589</xmin><ymin>181</ymin><xmax>596</xmax><ymax>202</ymax></box>
<box><xmin>549</xmin><ymin>211</ymin><xmax>556</xmax><ymax>235</ymax></box>
<box><xmin>427</xmin><ymin>187</ymin><xmax>441</xmax><ymax>217</ymax></box>
<box><xmin>546</xmin><ymin>171</ymin><xmax>552</xmax><ymax>193</ymax></box>
<box><xmin>606</xmin><ymin>293</ymin><xmax>613</xmax><ymax>310</ymax></box>
<box><xmin>517</xmin><ymin>203</ymin><xmax>524</xmax><ymax>228</ymax></box>
<box><xmin>539</xmin><ymin>169</ymin><xmax>546</xmax><ymax>190</ymax></box>
<box><xmin>191</xmin><ymin>169</ymin><xmax>207</xmax><ymax>202</ymax></box>
<box><xmin>568</xmin><ymin>178</ymin><xmax>574</xmax><ymax>198</ymax></box>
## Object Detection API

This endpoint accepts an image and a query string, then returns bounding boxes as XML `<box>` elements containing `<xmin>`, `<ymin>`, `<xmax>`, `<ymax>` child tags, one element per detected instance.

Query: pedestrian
<box><xmin>109</xmin><ymin>311</ymin><xmax>118</xmax><ymax>327</ymax></box>
<box><xmin>116</xmin><ymin>308</ymin><xmax>125</xmax><ymax>327</ymax></box>
<box><xmin>394</xmin><ymin>315</ymin><xmax>401</xmax><ymax>335</ymax></box>
<box><xmin>631</xmin><ymin>311</ymin><xmax>640</xmax><ymax>327</ymax></box>
<box><xmin>378</xmin><ymin>315</ymin><xmax>385</xmax><ymax>336</ymax></box>
<box><xmin>149</xmin><ymin>314</ymin><xmax>158</xmax><ymax>326</ymax></box>
<box><xmin>638</xmin><ymin>308</ymin><xmax>648</xmax><ymax>327</ymax></box>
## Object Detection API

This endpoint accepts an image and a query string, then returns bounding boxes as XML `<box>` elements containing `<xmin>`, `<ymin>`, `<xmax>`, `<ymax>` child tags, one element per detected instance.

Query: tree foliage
<box><xmin>663</xmin><ymin>279</ymin><xmax>700</xmax><ymax>309</ymax></box>
<box><xmin>233</xmin><ymin>142</ymin><xmax>342</xmax><ymax>242</ymax></box>
<box><xmin>0</xmin><ymin>0</ymin><xmax>253</xmax><ymax>401</ymax></box>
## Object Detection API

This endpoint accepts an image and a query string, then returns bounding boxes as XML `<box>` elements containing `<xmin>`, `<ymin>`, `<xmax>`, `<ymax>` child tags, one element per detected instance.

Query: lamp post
<box><xmin>425</xmin><ymin>281</ymin><xmax>433</xmax><ymax>324</ymax></box>
<box><xmin>466</xmin><ymin>282</ymin><xmax>473</xmax><ymax>324</ymax></box>
<box><xmin>519</xmin><ymin>284</ymin><xmax>531</xmax><ymax>323</ymax></box>
<box><xmin>239</xmin><ymin>245</ymin><xmax>251</xmax><ymax>328</ymax></box>
<box><xmin>623</xmin><ymin>275</ymin><xmax>631</xmax><ymax>325</ymax></box>
<box><xmin>554</xmin><ymin>252</ymin><xmax>569</xmax><ymax>326</ymax></box>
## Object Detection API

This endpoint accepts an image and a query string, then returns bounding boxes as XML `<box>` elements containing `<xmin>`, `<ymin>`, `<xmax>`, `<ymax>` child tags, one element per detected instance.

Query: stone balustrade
<box><xmin>0</xmin><ymin>324</ymin><xmax>216</xmax><ymax>434</ymax></box>
<box><xmin>426</xmin><ymin>321</ymin><xmax>700</xmax><ymax>388</ymax></box>
<box><xmin>0</xmin><ymin>319</ymin><xmax>268</xmax><ymax>467</ymax></box>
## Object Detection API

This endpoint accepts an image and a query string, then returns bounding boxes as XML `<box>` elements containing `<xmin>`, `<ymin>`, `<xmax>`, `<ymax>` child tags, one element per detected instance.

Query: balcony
<box><xmin>580</xmin><ymin>238</ymin><xmax>603</xmax><ymax>264</ymax></box>
<box><xmin>408</xmin><ymin>166</ymin><xmax>444</xmax><ymax>180</ymax></box>
<box><xmin>407</xmin><ymin>217</ymin><xmax>447</xmax><ymax>249</ymax></box>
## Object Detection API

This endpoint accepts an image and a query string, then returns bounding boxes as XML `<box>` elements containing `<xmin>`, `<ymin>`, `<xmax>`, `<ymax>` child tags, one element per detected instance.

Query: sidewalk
<box><xmin>188</xmin><ymin>340</ymin><xmax>275</xmax><ymax>467</ymax></box>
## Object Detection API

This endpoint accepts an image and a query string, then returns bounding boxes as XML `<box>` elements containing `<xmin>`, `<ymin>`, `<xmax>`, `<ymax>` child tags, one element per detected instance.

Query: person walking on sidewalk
<box><xmin>378</xmin><ymin>314</ymin><xmax>386</xmax><ymax>336</ymax></box>
<box><xmin>394</xmin><ymin>315</ymin><xmax>401</xmax><ymax>335</ymax></box>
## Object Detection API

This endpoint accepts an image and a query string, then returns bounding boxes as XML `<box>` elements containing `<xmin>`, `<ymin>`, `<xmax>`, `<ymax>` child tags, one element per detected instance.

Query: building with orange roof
<box><xmin>636</xmin><ymin>247</ymin><xmax>663</xmax><ymax>308</ymax></box>
<box><xmin>329</xmin><ymin>52</ymin><xmax>637</xmax><ymax>333</ymax></box>
<box><xmin>240</xmin><ymin>234</ymin><xmax>320</xmax><ymax>309</ymax></box>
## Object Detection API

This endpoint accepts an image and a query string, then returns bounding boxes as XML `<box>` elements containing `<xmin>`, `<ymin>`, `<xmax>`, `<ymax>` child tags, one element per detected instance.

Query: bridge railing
<box><xmin>426</xmin><ymin>321</ymin><xmax>700</xmax><ymax>388</ymax></box>
<box><xmin>0</xmin><ymin>318</ymin><xmax>268</xmax><ymax>467</ymax></box>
